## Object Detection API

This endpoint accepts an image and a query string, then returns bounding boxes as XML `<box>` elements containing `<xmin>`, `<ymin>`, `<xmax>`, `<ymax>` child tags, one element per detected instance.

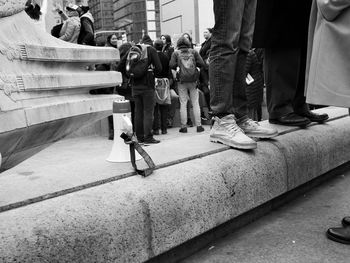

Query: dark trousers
<box><xmin>134</xmin><ymin>89</ymin><xmax>155</xmax><ymax>141</ymax></box>
<box><xmin>264</xmin><ymin>47</ymin><xmax>308</xmax><ymax>119</ymax></box>
<box><xmin>198</xmin><ymin>68</ymin><xmax>211</xmax><ymax>111</ymax></box>
<box><xmin>153</xmin><ymin>104</ymin><xmax>168</xmax><ymax>131</ymax></box>
<box><xmin>210</xmin><ymin>0</ymin><xmax>257</xmax><ymax>117</ymax></box>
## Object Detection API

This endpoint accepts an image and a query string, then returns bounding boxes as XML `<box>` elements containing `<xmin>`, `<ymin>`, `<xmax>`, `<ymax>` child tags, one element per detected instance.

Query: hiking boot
<box><xmin>179</xmin><ymin>127</ymin><xmax>188</xmax><ymax>133</ymax></box>
<box><xmin>197</xmin><ymin>126</ymin><xmax>205</xmax><ymax>133</ymax></box>
<box><xmin>237</xmin><ymin>117</ymin><xmax>278</xmax><ymax>138</ymax></box>
<box><xmin>143</xmin><ymin>137</ymin><xmax>160</xmax><ymax>144</ymax></box>
<box><xmin>210</xmin><ymin>115</ymin><xmax>257</xmax><ymax>149</ymax></box>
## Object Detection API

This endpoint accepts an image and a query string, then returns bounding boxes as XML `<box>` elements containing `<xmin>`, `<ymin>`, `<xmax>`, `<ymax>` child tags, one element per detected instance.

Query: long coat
<box><xmin>305</xmin><ymin>0</ymin><xmax>350</xmax><ymax>107</ymax></box>
<box><xmin>253</xmin><ymin>0</ymin><xmax>312</xmax><ymax>48</ymax></box>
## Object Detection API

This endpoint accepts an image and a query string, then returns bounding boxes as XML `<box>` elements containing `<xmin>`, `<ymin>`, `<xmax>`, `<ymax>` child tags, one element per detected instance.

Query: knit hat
<box><xmin>141</xmin><ymin>34</ymin><xmax>153</xmax><ymax>45</ymax></box>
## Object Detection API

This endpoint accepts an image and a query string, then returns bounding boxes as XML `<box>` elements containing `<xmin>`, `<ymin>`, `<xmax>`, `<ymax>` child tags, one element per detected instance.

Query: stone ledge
<box><xmin>0</xmin><ymin>108</ymin><xmax>349</xmax><ymax>262</ymax></box>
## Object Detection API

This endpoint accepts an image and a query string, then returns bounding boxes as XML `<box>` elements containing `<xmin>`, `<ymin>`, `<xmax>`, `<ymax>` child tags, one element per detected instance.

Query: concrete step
<box><xmin>0</xmin><ymin>107</ymin><xmax>349</xmax><ymax>262</ymax></box>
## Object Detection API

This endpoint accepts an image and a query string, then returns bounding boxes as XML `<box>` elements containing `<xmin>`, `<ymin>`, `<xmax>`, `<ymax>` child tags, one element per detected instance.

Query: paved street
<box><xmin>181</xmin><ymin>169</ymin><xmax>350</xmax><ymax>263</ymax></box>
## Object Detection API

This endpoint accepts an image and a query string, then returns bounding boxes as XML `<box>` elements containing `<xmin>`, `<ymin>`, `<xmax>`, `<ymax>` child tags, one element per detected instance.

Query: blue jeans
<box><xmin>210</xmin><ymin>0</ymin><xmax>257</xmax><ymax>118</ymax></box>
<box><xmin>133</xmin><ymin>89</ymin><xmax>155</xmax><ymax>141</ymax></box>
<box><xmin>178</xmin><ymin>82</ymin><xmax>201</xmax><ymax>127</ymax></box>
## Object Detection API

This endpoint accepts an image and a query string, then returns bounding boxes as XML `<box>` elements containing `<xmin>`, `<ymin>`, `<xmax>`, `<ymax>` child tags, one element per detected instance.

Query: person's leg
<box><xmin>178</xmin><ymin>83</ymin><xmax>189</xmax><ymax>129</ymax></box>
<box><xmin>188</xmin><ymin>82</ymin><xmax>202</xmax><ymax>127</ymax></box>
<box><xmin>210</xmin><ymin>0</ymin><xmax>247</xmax><ymax>116</ymax></box>
<box><xmin>293</xmin><ymin>45</ymin><xmax>329</xmax><ymax>122</ymax></box>
<box><xmin>264</xmin><ymin>47</ymin><xmax>310</xmax><ymax>126</ymax></box>
<box><xmin>159</xmin><ymin>104</ymin><xmax>168</xmax><ymax>133</ymax></box>
<box><xmin>209</xmin><ymin>0</ymin><xmax>258</xmax><ymax>149</ymax></box>
<box><xmin>233</xmin><ymin>0</ymin><xmax>257</xmax><ymax>118</ymax></box>
<box><xmin>142</xmin><ymin>89</ymin><xmax>158</xmax><ymax>142</ymax></box>
<box><xmin>153</xmin><ymin>103</ymin><xmax>160</xmax><ymax>134</ymax></box>
<box><xmin>133</xmin><ymin>94</ymin><xmax>144</xmax><ymax>142</ymax></box>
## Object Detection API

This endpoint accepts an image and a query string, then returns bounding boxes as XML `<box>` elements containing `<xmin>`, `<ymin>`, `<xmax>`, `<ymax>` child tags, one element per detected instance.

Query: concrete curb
<box><xmin>0</xmin><ymin>111</ymin><xmax>349</xmax><ymax>263</ymax></box>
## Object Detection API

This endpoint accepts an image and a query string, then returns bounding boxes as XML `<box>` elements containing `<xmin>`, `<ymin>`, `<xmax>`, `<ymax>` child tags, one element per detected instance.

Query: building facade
<box><xmin>113</xmin><ymin>0</ymin><xmax>161</xmax><ymax>42</ymax></box>
<box><xmin>89</xmin><ymin>0</ymin><xmax>115</xmax><ymax>31</ymax></box>
<box><xmin>160</xmin><ymin>0</ymin><xmax>213</xmax><ymax>45</ymax></box>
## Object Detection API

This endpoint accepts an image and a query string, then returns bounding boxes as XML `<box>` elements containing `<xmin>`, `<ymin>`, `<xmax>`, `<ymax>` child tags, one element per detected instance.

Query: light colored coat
<box><xmin>59</xmin><ymin>12</ymin><xmax>81</xmax><ymax>43</ymax></box>
<box><xmin>305</xmin><ymin>0</ymin><xmax>350</xmax><ymax>107</ymax></box>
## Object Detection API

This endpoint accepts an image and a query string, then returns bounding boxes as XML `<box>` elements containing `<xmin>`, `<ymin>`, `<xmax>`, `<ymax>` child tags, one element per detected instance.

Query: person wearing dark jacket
<box><xmin>161</xmin><ymin>34</ymin><xmax>177</xmax><ymax>128</ymax></box>
<box><xmin>199</xmin><ymin>28</ymin><xmax>212</xmax><ymax>119</ymax></box>
<box><xmin>161</xmin><ymin>34</ymin><xmax>174</xmax><ymax>60</ymax></box>
<box><xmin>252</xmin><ymin>0</ymin><xmax>328</xmax><ymax>126</ymax></box>
<box><xmin>118</xmin><ymin>34</ymin><xmax>162</xmax><ymax>144</ymax></box>
<box><xmin>153</xmin><ymin>39</ymin><xmax>172</xmax><ymax>135</ymax></box>
<box><xmin>77</xmin><ymin>5</ymin><xmax>95</xmax><ymax>46</ymax></box>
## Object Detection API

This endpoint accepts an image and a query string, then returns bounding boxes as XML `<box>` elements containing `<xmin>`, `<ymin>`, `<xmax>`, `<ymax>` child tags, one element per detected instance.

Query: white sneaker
<box><xmin>237</xmin><ymin>117</ymin><xmax>278</xmax><ymax>138</ymax></box>
<box><xmin>210</xmin><ymin>115</ymin><xmax>257</xmax><ymax>149</ymax></box>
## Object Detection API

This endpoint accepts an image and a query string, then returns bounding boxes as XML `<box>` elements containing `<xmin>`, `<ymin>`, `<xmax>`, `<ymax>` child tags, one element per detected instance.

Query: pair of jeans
<box><xmin>133</xmin><ymin>89</ymin><xmax>155</xmax><ymax>141</ymax></box>
<box><xmin>210</xmin><ymin>0</ymin><xmax>257</xmax><ymax>118</ymax></box>
<box><xmin>178</xmin><ymin>82</ymin><xmax>201</xmax><ymax>127</ymax></box>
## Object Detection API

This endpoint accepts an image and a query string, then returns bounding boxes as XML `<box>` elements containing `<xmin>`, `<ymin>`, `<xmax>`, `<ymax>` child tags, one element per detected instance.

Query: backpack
<box><xmin>125</xmin><ymin>44</ymin><xmax>149</xmax><ymax>79</ymax></box>
<box><xmin>176</xmin><ymin>49</ymin><xmax>199</xmax><ymax>82</ymax></box>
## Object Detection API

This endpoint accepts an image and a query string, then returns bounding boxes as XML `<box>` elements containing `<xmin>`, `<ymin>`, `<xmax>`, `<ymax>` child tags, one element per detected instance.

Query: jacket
<box><xmin>78</xmin><ymin>12</ymin><xmax>95</xmax><ymax>46</ymax></box>
<box><xmin>305</xmin><ymin>0</ymin><xmax>350</xmax><ymax>107</ymax></box>
<box><xmin>117</xmin><ymin>45</ymin><xmax>162</xmax><ymax>93</ymax></box>
<box><xmin>59</xmin><ymin>12</ymin><xmax>81</xmax><ymax>43</ymax></box>
<box><xmin>253</xmin><ymin>0</ymin><xmax>312</xmax><ymax>48</ymax></box>
<box><xmin>169</xmin><ymin>36</ymin><xmax>205</xmax><ymax>72</ymax></box>
<box><xmin>199</xmin><ymin>37</ymin><xmax>211</xmax><ymax>62</ymax></box>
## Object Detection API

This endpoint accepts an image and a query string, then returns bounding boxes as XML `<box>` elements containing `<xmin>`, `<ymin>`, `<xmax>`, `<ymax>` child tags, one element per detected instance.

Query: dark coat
<box><xmin>253</xmin><ymin>0</ymin><xmax>313</xmax><ymax>48</ymax></box>
<box><xmin>199</xmin><ymin>37</ymin><xmax>211</xmax><ymax>68</ymax></box>
<box><xmin>78</xmin><ymin>12</ymin><xmax>95</xmax><ymax>46</ymax></box>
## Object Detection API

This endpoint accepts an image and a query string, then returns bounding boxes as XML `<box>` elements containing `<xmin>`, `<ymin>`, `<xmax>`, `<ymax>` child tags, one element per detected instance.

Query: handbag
<box><xmin>154</xmin><ymin>78</ymin><xmax>171</xmax><ymax>105</ymax></box>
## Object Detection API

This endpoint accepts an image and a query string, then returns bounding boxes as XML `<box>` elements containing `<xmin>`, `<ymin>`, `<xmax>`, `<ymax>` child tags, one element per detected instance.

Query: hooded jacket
<box><xmin>169</xmin><ymin>36</ymin><xmax>205</xmax><ymax>73</ymax></box>
<box><xmin>59</xmin><ymin>10</ymin><xmax>81</xmax><ymax>43</ymax></box>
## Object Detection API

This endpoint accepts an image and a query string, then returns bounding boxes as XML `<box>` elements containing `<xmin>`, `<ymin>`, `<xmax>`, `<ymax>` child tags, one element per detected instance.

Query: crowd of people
<box><xmin>24</xmin><ymin>0</ymin><xmax>350</xmax><ymax>245</ymax></box>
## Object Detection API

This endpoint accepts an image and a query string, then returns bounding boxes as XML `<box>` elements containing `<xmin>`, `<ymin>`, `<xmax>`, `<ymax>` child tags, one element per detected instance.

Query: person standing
<box><xmin>253</xmin><ymin>0</ymin><xmax>329</xmax><ymax>126</ymax></box>
<box><xmin>199</xmin><ymin>28</ymin><xmax>212</xmax><ymax>120</ymax></box>
<box><xmin>304</xmin><ymin>0</ymin><xmax>350</xmax><ymax>245</ymax></box>
<box><xmin>209</xmin><ymin>0</ymin><xmax>278</xmax><ymax>150</ymax></box>
<box><xmin>55</xmin><ymin>4</ymin><xmax>81</xmax><ymax>43</ymax></box>
<box><xmin>118</xmin><ymin>35</ymin><xmax>162</xmax><ymax>144</ymax></box>
<box><xmin>170</xmin><ymin>36</ymin><xmax>205</xmax><ymax>133</ymax></box>
<box><xmin>153</xmin><ymin>39</ymin><xmax>172</xmax><ymax>135</ymax></box>
<box><xmin>77</xmin><ymin>4</ymin><xmax>95</xmax><ymax>46</ymax></box>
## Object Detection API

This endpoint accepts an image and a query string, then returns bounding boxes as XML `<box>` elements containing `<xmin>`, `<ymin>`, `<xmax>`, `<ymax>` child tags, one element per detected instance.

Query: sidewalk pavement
<box><xmin>182</xmin><ymin>168</ymin><xmax>350</xmax><ymax>263</ymax></box>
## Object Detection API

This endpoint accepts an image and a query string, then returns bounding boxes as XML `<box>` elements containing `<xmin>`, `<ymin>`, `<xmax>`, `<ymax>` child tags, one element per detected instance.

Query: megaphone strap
<box><xmin>120</xmin><ymin>133</ymin><xmax>155</xmax><ymax>177</ymax></box>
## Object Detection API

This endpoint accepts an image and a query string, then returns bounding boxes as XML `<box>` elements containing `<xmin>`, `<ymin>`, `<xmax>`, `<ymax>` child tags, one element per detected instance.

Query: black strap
<box><xmin>120</xmin><ymin>133</ymin><xmax>155</xmax><ymax>177</ymax></box>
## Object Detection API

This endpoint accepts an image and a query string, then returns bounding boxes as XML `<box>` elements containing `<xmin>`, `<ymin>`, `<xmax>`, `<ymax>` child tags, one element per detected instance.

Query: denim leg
<box><xmin>210</xmin><ymin>0</ymin><xmax>256</xmax><ymax>117</ymax></box>
<box><xmin>188</xmin><ymin>82</ymin><xmax>201</xmax><ymax>126</ymax></box>
<box><xmin>142</xmin><ymin>89</ymin><xmax>156</xmax><ymax>140</ymax></box>
<box><xmin>134</xmin><ymin>94</ymin><xmax>144</xmax><ymax>140</ymax></box>
<box><xmin>178</xmin><ymin>83</ymin><xmax>189</xmax><ymax>127</ymax></box>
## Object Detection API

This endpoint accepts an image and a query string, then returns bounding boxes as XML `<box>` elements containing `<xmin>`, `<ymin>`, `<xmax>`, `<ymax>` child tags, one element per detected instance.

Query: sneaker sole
<box><xmin>245</xmin><ymin>131</ymin><xmax>279</xmax><ymax>139</ymax></box>
<box><xmin>210</xmin><ymin>137</ymin><xmax>257</xmax><ymax>150</ymax></box>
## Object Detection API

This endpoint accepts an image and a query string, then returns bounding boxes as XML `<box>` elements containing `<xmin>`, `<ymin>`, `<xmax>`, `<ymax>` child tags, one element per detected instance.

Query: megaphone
<box><xmin>107</xmin><ymin>100</ymin><xmax>141</xmax><ymax>163</ymax></box>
